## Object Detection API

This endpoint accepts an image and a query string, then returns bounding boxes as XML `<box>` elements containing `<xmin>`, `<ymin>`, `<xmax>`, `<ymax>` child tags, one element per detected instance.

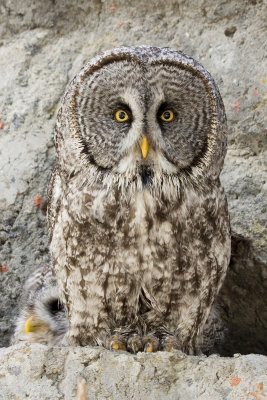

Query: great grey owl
<box><xmin>47</xmin><ymin>46</ymin><xmax>231</xmax><ymax>354</ymax></box>
<box><xmin>11</xmin><ymin>265</ymin><xmax>68</xmax><ymax>345</ymax></box>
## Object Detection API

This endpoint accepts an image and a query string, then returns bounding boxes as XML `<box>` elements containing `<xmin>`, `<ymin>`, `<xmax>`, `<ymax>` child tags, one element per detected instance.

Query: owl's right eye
<box><xmin>160</xmin><ymin>110</ymin><xmax>174</xmax><ymax>122</ymax></box>
<box><xmin>115</xmin><ymin>110</ymin><xmax>129</xmax><ymax>122</ymax></box>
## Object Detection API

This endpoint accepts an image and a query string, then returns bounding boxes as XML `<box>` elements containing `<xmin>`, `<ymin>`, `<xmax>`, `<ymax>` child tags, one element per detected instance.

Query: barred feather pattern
<box><xmin>48</xmin><ymin>46</ymin><xmax>231</xmax><ymax>353</ymax></box>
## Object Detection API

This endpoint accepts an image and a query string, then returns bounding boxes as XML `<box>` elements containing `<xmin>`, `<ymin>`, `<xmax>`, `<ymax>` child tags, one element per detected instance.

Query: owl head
<box><xmin>55</xmin><ymin>46</ymin><xmax>227</xmax><ymax>197</ymax></box>
<box><xmin>11</xmin><ymin>266</ymin><xmax>68</xmax><ymax>346</ymax></box>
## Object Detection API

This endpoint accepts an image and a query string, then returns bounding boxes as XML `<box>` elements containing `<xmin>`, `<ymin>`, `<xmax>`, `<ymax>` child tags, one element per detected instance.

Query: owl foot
<box><xmin>127</xmin><ymin>334</ymin><xmax>142</xmax><ymax>354</ymax></box>
<box><xmin>106</xmin><ymin>334</ymin><xmax>126</xmax><ymax>352</ymax></box>
<box><xmin>142</xmin><ymin>334</ymin><xmax>159</xmax><ymax>353</ymax></box>
<box><xmin>160</xmin><ymin>334</ymin><xmax>182</xmax><ymax>352</ymax></box>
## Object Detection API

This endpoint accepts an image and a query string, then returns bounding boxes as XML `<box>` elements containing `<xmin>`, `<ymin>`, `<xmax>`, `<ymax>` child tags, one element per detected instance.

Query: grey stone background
<box><xmin>1</xmin><ymin>343</ymin><xmax>267</xmax><ymax>400</ymax></box>
<box><xmin>0</xmin><ymin>0</ymin><xmax>266</xmax><ymax>358</ymax></box>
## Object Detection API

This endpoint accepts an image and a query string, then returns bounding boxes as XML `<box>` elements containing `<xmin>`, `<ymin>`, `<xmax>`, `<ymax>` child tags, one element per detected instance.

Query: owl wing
<box><xmin>47</xmin><ymin>165</ymin><xmax>63</xmax><ymax>239</ymax></box>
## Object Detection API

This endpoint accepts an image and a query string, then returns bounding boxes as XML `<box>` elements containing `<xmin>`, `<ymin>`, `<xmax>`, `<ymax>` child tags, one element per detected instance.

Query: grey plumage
<box><xmin>10</xmin><ymin>264</ymin><xmax>224</xmax><ymax>351</ymax></box>
<box><xmin>11</xmin><ymin>265</ymin><xmax>68</xmax><ymax>345</ymax></box>
<box><xmin>47</xmin><ymin>46</ymin><xmax>231</xmax><ymax>353</ymax></box>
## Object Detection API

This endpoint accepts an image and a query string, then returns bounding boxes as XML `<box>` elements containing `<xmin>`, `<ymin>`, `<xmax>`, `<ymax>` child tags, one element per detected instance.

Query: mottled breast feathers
<box><xmin>47</xmin><ymin>46</ymin><xmax>231</xmax><ymax>353</ymax></box>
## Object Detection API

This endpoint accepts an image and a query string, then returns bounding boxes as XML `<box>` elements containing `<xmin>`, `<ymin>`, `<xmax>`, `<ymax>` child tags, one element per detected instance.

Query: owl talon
<box><xmin>161</xmin><ymin>334</ymin><xmax>182</xmax><ymax>352</ymax></box>
<box><xmin>106</xmin><ymin>335</ymin><xmax>126</xmax><ymax>352</ymax></box>
<box><xmin>142</xmin><ymin>334</ymin><xmax>159</xmax><ymax>353</ymax></box>
<box><xmin>144</xmin><ymin>342</ymin><xmax>153</xmax><ymax>353</ymax></box>
<box><xmin>127</xmin><ymin>334</ymin><xmax>142</xmax><ymax>354</ymax></box>
<box><xmin>109</xmin><ymin>340</ymin><xmax>126</xmax><ymax>351</ymax></box>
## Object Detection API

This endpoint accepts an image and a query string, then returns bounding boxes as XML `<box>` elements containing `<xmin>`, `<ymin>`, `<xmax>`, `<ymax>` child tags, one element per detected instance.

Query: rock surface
<box><xmin>0</xmin><ymin>0</ymin><xmax>266</xmax><ymax>357</ymax></box>
<box><xmin>0</xmin><ymin>344</ymin><xmax>267</xmax><ymax>400</ymax></box>
<box><xmin>0</xmin><ymin>0</ymin><xmax>266</xmax><ymax>398</ymax></box>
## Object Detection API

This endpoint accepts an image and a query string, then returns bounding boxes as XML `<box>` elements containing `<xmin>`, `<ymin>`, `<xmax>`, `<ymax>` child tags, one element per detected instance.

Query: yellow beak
<box><xmin>24</xmin><ymin>315</ymin><xmax>49</xmax><ymax>333</ymax></box>
<box><xmin>140</xmin><ymin>136</ymin><xmax>149</xmax><ymax>158</ymax></box>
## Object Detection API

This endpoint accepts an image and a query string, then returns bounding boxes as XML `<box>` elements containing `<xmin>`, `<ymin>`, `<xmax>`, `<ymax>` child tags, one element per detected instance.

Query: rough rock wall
<box><xmin>1</xmin><ymin>344</ymin><xmax>267</xmax><ymax>400</ymax></box>
<box><xmin>0</xmin><ymin>0</ymin><xmax>266</xmax><ymax>355</ymax></box>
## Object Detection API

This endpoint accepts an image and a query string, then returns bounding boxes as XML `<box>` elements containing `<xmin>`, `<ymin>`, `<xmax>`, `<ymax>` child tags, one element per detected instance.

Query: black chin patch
<box><xmin>140</xmin><ymin>166</ymin><xmax>154</xmax><ymax>187</ymax></box>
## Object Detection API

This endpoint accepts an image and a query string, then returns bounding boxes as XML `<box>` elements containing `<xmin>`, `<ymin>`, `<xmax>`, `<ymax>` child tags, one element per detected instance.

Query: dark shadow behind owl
<box><xmin>11</xmin><ymin>265</ymin><xmax>68</xmax><ymax>346</ymax></box>
<box><xmin>47</xmin><ymin>46</ymin><xmax>231</xmax><ymax>353</ymax></box>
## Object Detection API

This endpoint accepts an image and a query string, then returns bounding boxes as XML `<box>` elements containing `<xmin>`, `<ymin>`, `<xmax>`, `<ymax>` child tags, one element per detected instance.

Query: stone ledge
<box><xmin>0</xmin><ymin>344</ymin><xmax>266</xmax><ymax>400</ymax></box>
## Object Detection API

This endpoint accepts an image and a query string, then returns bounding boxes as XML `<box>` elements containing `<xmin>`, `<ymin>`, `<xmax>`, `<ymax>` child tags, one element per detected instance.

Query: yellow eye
<box><xmin>115</xmin><ymin>110</ymin><xmax>129</xmax><ymax>122</ymax></box>
<box><xmin>160</xmin><ymin>110</ymin><xmax>174</xmax><ymax>122</ymax></box>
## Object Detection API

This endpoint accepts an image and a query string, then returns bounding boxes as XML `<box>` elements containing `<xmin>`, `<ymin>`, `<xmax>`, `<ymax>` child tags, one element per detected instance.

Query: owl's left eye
<box><xmin>115</xmin><ymin>110</ymin><xmax>129</xmax><ymax>122</ymax></box>
<box><xmin>160</xmin><ymin>110</ymin><xmax>174</xmax><ymax>122</ymax></box>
